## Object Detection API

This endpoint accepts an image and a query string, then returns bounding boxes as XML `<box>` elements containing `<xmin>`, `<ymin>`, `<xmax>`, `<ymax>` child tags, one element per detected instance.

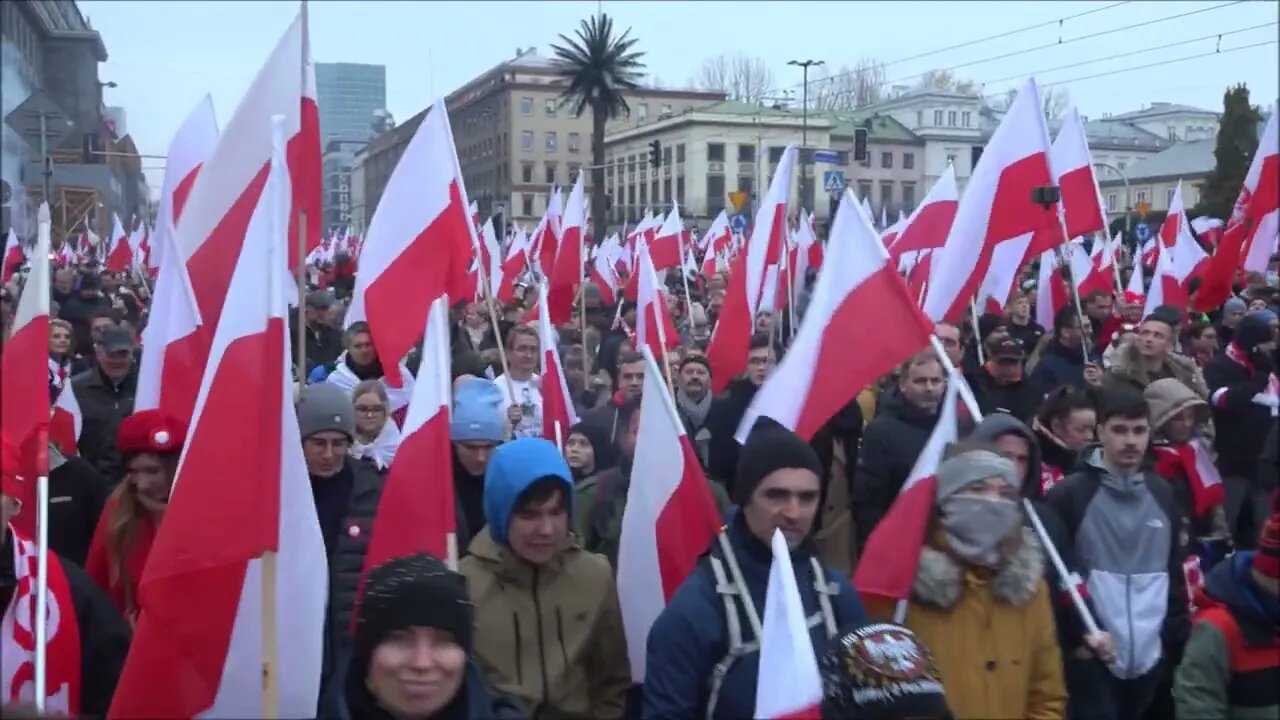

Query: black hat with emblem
<box><xmin>820</xmin><ymin>623</ymin><xmax>952</xmax><ymax>720</ymax></box>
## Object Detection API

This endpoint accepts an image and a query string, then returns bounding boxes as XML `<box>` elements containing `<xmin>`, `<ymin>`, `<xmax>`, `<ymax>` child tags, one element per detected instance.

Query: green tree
<box><xmin>1195</xmin><ymin>84</ymin><xmax>1262</xmax><ymax>218</ymax></box>
<box><xmin>551</xmin><ymin>14</ymin><xmax>645</xmax><ymax>238</ymax></box>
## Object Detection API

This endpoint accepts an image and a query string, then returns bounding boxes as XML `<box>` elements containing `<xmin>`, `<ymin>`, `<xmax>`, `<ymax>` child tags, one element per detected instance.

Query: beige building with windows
<box><xmin>1099</xmin><ymin>138</ymin><xmax>1214</xmax><ymax>219</ymax></box>
<box><xmin>827</xmin><ymin>114</ymin><xmax>926</xmax><ymax>219</ymax></box>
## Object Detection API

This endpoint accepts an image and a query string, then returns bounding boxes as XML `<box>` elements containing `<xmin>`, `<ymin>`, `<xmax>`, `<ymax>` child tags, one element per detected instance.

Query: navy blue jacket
<box><xmin>641</xmin><ymin>512</ymin><xmax>867</xmax><ymax>720</ymax></box>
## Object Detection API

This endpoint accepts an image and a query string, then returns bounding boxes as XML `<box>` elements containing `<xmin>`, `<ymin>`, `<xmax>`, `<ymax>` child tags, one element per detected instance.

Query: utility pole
<box><xmin>788</xmin><ymin>59</ymin><xmax>824</xmax><ymax>210</ymax></box>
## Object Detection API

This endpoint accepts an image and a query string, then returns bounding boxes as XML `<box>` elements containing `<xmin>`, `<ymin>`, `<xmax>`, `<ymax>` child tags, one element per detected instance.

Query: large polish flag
<box><xmin>755</xmin><ymin>528</ymin><xmax>823</xmax><ymax>720</ymax></box>
<box><xmin>547</xmin><ymin>174</ymin><xmax>587</xmax><ymax>324</ymax></box>
<box><xmin>1143</xmin><ymin>236</ymin><xmax>1184</xmax><ymax>318</ymax></box>
<box><xmin>364</xmin><ymin>295</ymin><xmax>457</xmax><ymax>572</ymax></box>
<box><xmin>701</xmin><ymin>209</ymin><xmax>733</xmax><ymax>258</ymax></box>
<box><xmin>886</xmin><ymin>163</ymin><xmax>959</xmax><ymax>264</ymax></box>
<box><xmin>737</xmin><ymin>187</ymin><xmax>933</xmax><ymax>442</ymax></box>
<box><xmin>633</xmin><ymin>240</ymin><xmax>681</xmax><ymax>363</ymax></box>
<box><xmin>1196</xmin><ymin>108</ymin><xmax>1279</xmax><ymax>310</ymax></box>
<box><xmin>591</xmin><ymin>236</ymin><xmax>622</xmax><ymax>299</ymax></box>
<box><xmin>617</xmin><ymin>348</ymin><xmax>723</xmax><ymax>681</ymax></box>
<box><xmin>538</xmin><ymin>283</ymin><xmax>579</xmax><ymax>446</ymax></box>
<box><xmin>1161</xmin><ymin>183</ymin><xmax>1211</xmax><ymax>285</ymax></box>
<box><xmin>649</xmin><ymin>203</ymin><xmax>686</xmax><ymax>271</ymax></box>
<box><xmin>1052</xmin><ymin>107</ymin><xmax>1109</xmax><ymax>240</ymax></box>
<box><xmin>48</xmin><ymin>358</ymin><xmax>82</xmax><ymax>458</ymax></box>
<box><xmin>0</xmin><ymin>204</ymin><xmax>52</xmax><ymax>526</ymax></box>
<box><xmin>853</xmin><ymin>371</ymin><xmax>964</xmax><ymax>603</ymax></box>
<box><xmin>104</xmin><ymin>214</ymin><xmax>132</xmax><ymax>273</ymax></box>
<box><xmin>345</xmin><ymin>98</ymin><xmax>477</xmax><ymax>385</ymax></box>
<box><xmin>1035</xmin><ymin>248</ymin><xmax>1068</xmax><ymax>330</ymax></box>
<box><xmin>1</xmin><ymin>228</ymin><xmax>23</xmax><ymax>284</ymax></box>
<box><xmin>153</xmin><ymin>95</ymin><xmax>218</xmax><ymax>271</ymax></box>
<box><xmin>109</xmin><ymin>117</ymin><xmax>326</xmax><ymax>719</ymax></box>
<box><xmin>534</xmin><ymin>189</ymin><xmax>564</xmax><ymax>275</ymax></box>
<box><xmin>176</xmin><ymin>8</ymin><xmax>320</xmax><ymax>368</ymax></box>
<box><xmin>925</xmin><ymin>78</ymin><xmax>1062</xmax><ymax>322</ymax></box>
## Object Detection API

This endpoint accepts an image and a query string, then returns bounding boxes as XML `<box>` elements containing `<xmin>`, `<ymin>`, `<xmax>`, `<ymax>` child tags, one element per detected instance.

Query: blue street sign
<box><xmin>823</xmin><ymin>170</ymin><xmax>846</xmax><ymax>193</ymax></box>
<box><xmin>812</xmin><ymin>149</ymin><xmax>840</xmax><ymax>165</ymax></box>
<box><xmin>730</xmin><ymin>213</ymin><xmax>748</xmax><ymax>232</ymax></box>
<box><xmin>1134</xmin><ymin>222</ymin><xmax>1151</xmax><ymax>242</ymax></box>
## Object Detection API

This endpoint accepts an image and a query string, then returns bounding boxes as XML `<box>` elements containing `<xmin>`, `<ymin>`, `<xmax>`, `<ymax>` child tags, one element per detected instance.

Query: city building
<box><xmin>826</xmin><ymin>113</ymin><xmax>926</xmax><ymax>218</ymax></box>
<box><xmin>322</xmin><ymin>139</ymin><xmax>365</xmax><ymax>232</ymax></box>
<box><xmin>1063</xmin><ymin>116</ymin><xmax>1169</xmax><ymax>184</ymax></box>
<box><xmin>1</xmin><ymin>0</ymin><xmax>142</xmax><ymax>241</ymax></box>
<box><xmin>602</xmin><ymin>100</ymin><xmax>834</xmax><ymax>227</ymax></box>
<box><xmin>314</xmin><ymin>62</ymin><xmax>386</xmax><ymax>147</ymax></box>
<box><xmin>1102</xmin><ymin>102</ymin><xmax>1220</xmax><ymax>143</ymax></box>
<box><xmin>1098</xmin><ymin>138</ymin><xmax>1215</xmax><ymax>219</ymax></box>
<box><xmin>856</xmin><ymin>86</ymin><xmax>985</xmax><ymax>193</ymax></box>
<box><xmin>349</xmin><ymin>144</ymin><xmax>368</xmax><ymax>234</ymax></box>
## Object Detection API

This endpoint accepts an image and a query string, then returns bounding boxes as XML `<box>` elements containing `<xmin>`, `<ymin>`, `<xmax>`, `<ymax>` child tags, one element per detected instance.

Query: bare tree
<box><xmin>991</xmin><ymin>85</ymin><xmax>1071</xmax><ymax>120</ymax></box>
<box><xmin>918</xmin><ymin>68</ymin><xmax>979</xmax><ymax>95</ymax></box>
<box><xmin>696</xmin><ymin>53</ymin><xmax>777</xmax><ymax>105</ymax></box>
<box><xmin>809</xmin><ymin>57</ymin><xmax>887</xmax><ymax>112</ymax></box>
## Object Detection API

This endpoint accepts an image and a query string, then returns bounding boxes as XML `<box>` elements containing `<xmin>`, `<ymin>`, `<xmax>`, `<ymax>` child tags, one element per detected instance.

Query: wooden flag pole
<box><xmin>475</xmin><ymin>253</ymin><xmax>515</xmax><ymax>404</ymax></box>
<box><xmin>261</xmin><ymin>549</ymin><xmax>280</xmax><ymax>719</ymax></box>
<box><xmin>295</xmin><ymin>210</ymin><xmax>308</xmax><ymax>389</ymax></box>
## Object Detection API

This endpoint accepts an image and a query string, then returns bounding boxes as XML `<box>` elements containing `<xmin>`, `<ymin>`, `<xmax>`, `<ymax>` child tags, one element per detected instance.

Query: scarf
<box><xmin>350</xmin><ymin>420</ymin><xmax>401</xmax><ymax>470</ymax></box>
<box><xmin>1</xmin><ymin>526</ymin><xmax>81</xmax><ymax>715</ymax></box>
<box><xmin>1152</xmin><ymin>438</ymin><xmax>1225</xmax><ymax>517</ymax></box>
<box><xmin>675</xmin><ymin>389</ymin><xmax>712</xmax><ymax>429</ymax></box>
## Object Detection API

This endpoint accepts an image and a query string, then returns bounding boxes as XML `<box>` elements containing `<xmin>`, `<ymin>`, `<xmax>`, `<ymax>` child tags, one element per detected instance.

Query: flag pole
<box><xmin>578</xmin><ymin>280</ymin><xmax>592</xmax><ymax>377</ymax></box>
<box><xmin>476</xmin><ymin>253</ymin><xmax>515</xmax><ymax>404</ymax></box>
<box><xmin>653</xmin><ymin>300</ymin><xmax>677</xmax><ymax>396</ymax></box>
<box><xmin>34</xmin><ymin>474</ymin><xmax>50</xmax><ymax>713</ymax></box>
<box><xmin>969</xmin><ymin>297</ymin><xmax>985</xmax><ymax>365</ymax></box>
<box><xmin>295</xmin><ymin>210</ymin><xmax>308</xmax><ymax>389</ymax></box>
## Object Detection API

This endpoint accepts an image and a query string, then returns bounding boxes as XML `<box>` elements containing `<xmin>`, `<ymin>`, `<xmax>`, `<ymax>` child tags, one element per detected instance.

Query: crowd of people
<box><xmin>1</xmin><ymin>240</ymin><xmax>1278</xmax><ymax>719</ymax></box>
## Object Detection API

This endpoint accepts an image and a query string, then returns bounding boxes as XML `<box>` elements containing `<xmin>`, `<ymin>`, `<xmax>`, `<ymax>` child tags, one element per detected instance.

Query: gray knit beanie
<box><xmin>935</xmin><ymin>450</ymin><xmax>1018</xmax><ymax>501</ymax></box>
<box><xmin>297</xmin><ymin>383</ymin><xmax>356</xmax><ymax>440</ymax></box>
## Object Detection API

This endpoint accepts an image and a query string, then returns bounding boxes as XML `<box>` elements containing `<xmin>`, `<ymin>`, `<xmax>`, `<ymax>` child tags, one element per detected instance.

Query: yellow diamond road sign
<box><xmin>728</xmin><ymin>191</ymin><xmax>748</xmax><ymax>212</ymax></box>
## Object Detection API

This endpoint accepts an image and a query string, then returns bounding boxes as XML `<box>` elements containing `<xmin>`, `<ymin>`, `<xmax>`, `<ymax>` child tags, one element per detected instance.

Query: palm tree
<box><xmin>551</xmin><ymin>13</ymin><xmax>645</xmax><ymax>239</ymax></box>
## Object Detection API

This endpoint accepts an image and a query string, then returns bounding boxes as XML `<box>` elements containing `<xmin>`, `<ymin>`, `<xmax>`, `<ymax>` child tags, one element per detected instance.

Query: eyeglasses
<box><xmin>355</xmin><ymin>405</ymin><xmax>387</xmax><ymax>416</ymax></box>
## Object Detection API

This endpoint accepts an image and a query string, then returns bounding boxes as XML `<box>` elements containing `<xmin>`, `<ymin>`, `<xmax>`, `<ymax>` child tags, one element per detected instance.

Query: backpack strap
<box><xmin>809</xmin><ymin>556</ymin><xmax>839</xmax><ymax>639</ymax></box>
<box><xmin>705</xmin><ymin>553</ymin><xmax>749</xmax><ymax>720</ymax></box>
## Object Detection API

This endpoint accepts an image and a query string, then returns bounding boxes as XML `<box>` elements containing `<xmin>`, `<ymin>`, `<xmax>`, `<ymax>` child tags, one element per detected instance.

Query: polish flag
<box><xmin>1</xmin><ymin>228</ymin><xmax>23</xmax><ymax>284</ymax></box>
<box><xmin>1143</xmin><ymin>237</ymin><xmax>1184</xmax><ymax>317</ymax></box>
<box><xmin>1196</xmin><ymin>109</ymin><xmax>1278</xmax><ymax>310</ymax></box>
<box><xmin>737</xmin><ymin>188</ymin><xmax>933</xmax><ymax>441</ymax></box>
<box><xmin>634</xmin><ymin>240</ymin><xmax>680</xmax><ymax>362</ymax></box>
<box><xmin>591</xmin><ymin>237</ymin><xmax>622</xmax><ymax>299</ymax></box>
<box><xmin>345</xmin><ymin>98</ymin><xmax>476</xmax><ymax>386</ymax></box>
<box><xmin>496</xmin><ymin>225</ymin><xmax>530</xmax><ymax>303</ymax></box>
<box><xmin>755</xmin><ymin>528</ymin><xmax>823</xmax><ymax>720</ymax></box>
<box><xmin>1190</xmin><ymin>217</ymin><xmax>1224</xmax><ymax>250</ymax></box>
<box><xmin>47</xmin><ymin>360</ymin><xmax>81</xmax><ymax>458</ymax></box>
<box><xmin>1126</xmin><ymin>253</ymin><xmax>1146</xmax><ymax>305</ymax></box>
<box><xmin>1076</xmin><ymin>234</ymin><xmax>1117</xmax><ymax>298</ymax></box>
<box><xmin>134</xmin><ymin>224</ymin><xmax>205</xmax><ymax>423</ymax></box>
<box><xmin>1160</xmin><ymin>182</ymin><xmax>1211</xmax><ymax>285</ymax></box>
<box><xmin>152</xmin><ymin>95</ymin><xmax>219</xmax><ymax>274</ymax></box>
<box><xmin>790</xmin><ymin>209</ymin><xmax>820</xmax><ymax>285</ymax></box>
<box><xmin>701</xmin><ymin>210</ymin><xmax>733</xmax><ymax>258</ymax></box>
<box><xmin>364</xmin><ymin>294</ymin><xmax>457</xmax><ymax>572</ymax></box>
<box><xmin>886</xmin><ymin>164</ymin><xmax>959</xmax><ymax>264</ymax></box>
<box><xmin>547</xmin><ymin>174</ymin><xmax>586</xmax><ymax>324</ymax></box>
<box><xmin>56</xmin><ymin>241</ymin><xmax>75</xmax><ymax>268</ymax></box>
<box><xmin>109</xmin><ymin>117</ymin><xmax>326</xmax><ymax>719</ymax></box>
<box><xmin>925</xmin><ymin>78</ymin><xmax>1062</xmax><ymax>322</ymax></box>
<box><xmin>707</xmin><ymin>146</ymin><xmax>795</xmax><ymax>394</ymax></box>
<box><xmin>538</xmin><ymin>284</ymin><xmax>579</xmax><ymax>447</ymax></box>
<box><xmin>617</xmin><ymin>348</ymin><xmax>723</xmax><ymax>681</ymax></box>
<box><xmin>1052</xmin><ymin>108</ymin><xmax>1109</xmax><ymax>240</ymax></box>
<box><xmin>0</xmin><ymin>204</ymin><xmax>52</xmax><ymax>524</ymax></box>
<box><xmin>854</xmin><ymin>371</ymin><xmax>964</xmax><ymax>601</ymax></box>
<box><xmin>649</xmin><ymin>204</ymin><xmax>685</xmax><ymax>271</ymax></box>
<box><xmin>1035</xmin><ymin>248</ymin><xmax>1068</xmax><ymax>330</ymax></box>
<box><xmin>534</xmin><ymin>189</ymin><xmax>564</xmax><ymax>275</ymax></box>
<box><xmin>104</xmin><ymin>214</ymin><xmax>132</xmax><ymax>273</ymax></box>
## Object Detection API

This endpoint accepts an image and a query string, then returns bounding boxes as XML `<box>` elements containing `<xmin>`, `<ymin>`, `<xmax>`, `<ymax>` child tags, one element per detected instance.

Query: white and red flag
<box><xmin>365</xmin><ymin>294</ymin><xmax>458</xmax><ymax>571</ymax></box>
<box><xmin>547</xmin><ymin>174</ymin><xmax>587</xmax><ymax>324</ymax></box>
<box><xmin>345</xmin><ymin>98</ymin><xmax>476</xmax><ymax>385</ymax></box>
<box><xmin>104</xmin><ymin>214</ymin><xmax>132</xmax><ymax>273</ymax></box>
<box><xmin>497</xmin><ymin>224</ymin><xmax>531</xmax><ymax>303</ymax></box>
<box><xmin>755</xmin><ymin>528</ymin><xmax>823</xmax><ymax>720</ymax></box>
<box><xmin>1052</xmin><ymin>107</ymin><xmax>1108</xmax><ymax>240</ymax></box>
<box><xmin>925</xmin><ymin>78</ymin><xmax>1062</xmax><ymax>322</ymax></box>
<box><xmin>110</xmin><ymin>117</ymin><xmax>326</xmax><ymax>719</ymax></box>
<box><xmin>591</xmin><ymin>236</ymin><xmax>622</xmax><ymax>299</ymax></box>
<box><xmin>1143</xmin><ymin>236</ymin><xmax>1184</xmax><ymax>318</ymax></box>
<box><xmin>1160</xmin><ymin>182</ymin><xmax>1211</xmax><ymax>285</ymax></box>
<box><xmin>633</xmin><ymin>240</ymin><xmax>680</xmax><ymax>363</ymax></box>
<box><xmin>47</xmin><ymin>359</ymin><xmax>82</xmax><ymax>458</ymax></box>
<box><xmin>853</xmin><ymin>370</ymin><xmax>964</xmax><ymax>602</ymax></box>
<box><xmin>649</xmin><ymin>203</ymin><xmax>686</xmax><ymax>270</ymax></box>
<box><xmin>153</xmin><ymin>95</ymin><xmax>218</xmax><ymax>275</ymax></box>
<box><xmin>737</xmin><ymin>188</ymin><xmax>933</xmax><ymax>442</ymax></box>
<box><xmin>1</xmin><ymin>228</ymin><xmax>23</xmax><ymax>284</ymax></box>
<box><xmin>1035</xmin><ymin>248</ymin><xmax>1068</xmax><ymax>330</ymax></box>
<box><xmin>537</xmin><ymin>284</ymin><xmax>579</xmax><ymax>446</ymax></box>
<box><xmin>533</xmin><ymin>189</ymin><xmax>564</xmax><ymax>275</ymax></box>
<box><xmin>134</xmin><ymin>223</ymin><xmax>205</xmax><ymax>423</ymax></box>
<box><xmin>617</xmin><ymin>348</ymin><xmax>723</xmax><ymax>681</ymax></box>
<box><xmin>886</xmin><ymin>164</ymin><xmax>958</xmax><ymax>265</ymax></box>
<box><xmin>701</xmin><ymin>209</ymin><xmax>733</xmax><ymax>258</ymax></box>
<box><xmin>1190</xmin><ymin>216</ymin><xmax>1224</xmax><ymax>250</ymax></box>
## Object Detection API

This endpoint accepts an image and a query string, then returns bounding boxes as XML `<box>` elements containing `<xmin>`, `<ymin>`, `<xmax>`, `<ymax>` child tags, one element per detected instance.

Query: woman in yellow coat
<box><xmin>894</xmin><ymin>447</ymin><xmax>1068</xmax><ymax>720</ymax></box>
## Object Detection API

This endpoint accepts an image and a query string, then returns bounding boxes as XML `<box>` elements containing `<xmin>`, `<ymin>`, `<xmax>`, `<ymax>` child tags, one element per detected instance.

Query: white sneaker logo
<box><xmin>1146</xmin><ymin>518</ymin><xmax>1164</xmax><ymax>529</ymax></box>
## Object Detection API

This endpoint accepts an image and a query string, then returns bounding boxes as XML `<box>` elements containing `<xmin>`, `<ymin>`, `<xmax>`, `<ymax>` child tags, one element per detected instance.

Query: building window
<box><xmin>628</xmin><ymin>185</ymin><xmax>636</xmax><ymax>207</ymax></box>
<box><xmin>881</xmin><ymin>152</ymin><xmax>893</xmax><ymax>169</ymax></box>
<box><xmin>568</xmin><ymin>163</ymin><xmax>580</xmax><ymax>182</ymax></box>
<box><xmin>568</xmin><ymin>132</ymin><xmax>581</xmax><ymax>153</ymax></box>
<box><xmin>902</xmin><ymin>182</ymin><xmax>916</xmax><ymax>209</ymax></box>
<box><xmin>638</xmin><ymin>104</ymin><xmax>649</xmax><ymax>122</ymax></box>
<box><xmin>947</xmin><ymin>110</ymin><xmax>957</xmax><ymax>126</ymax></box>
<box><xmin>1167</xmin><ymin>126</ymin><xmax>1177</xmax><ymax>140</ymax></box>
<box><xmin>1166</xmin><ymin>187</ymin><xmax>1176</xmax><ymax>207</ymax></box>
<box><xmin>521</xmin><ymin>131</ymin><xmax>534</xmax><ymax>152</ymax></box>
<box><xmin>545</xmin><ymin>98</ymin><xmax>557</xmax><ymax>117</ymax></box>
<box><xmin>663</xmin><ymin>178</ymin><xmax>672</xmax><ymax>203</ymax></box>
<box><xmin>545</xmin><ymin>163</ymin><xmax>556</xmax><ymax>185</ymax></box>
<box><xmin>639</xmin><ymin>181</ymin><xmax>647</xmax><ymax>207</ymax></box>
<box><xmin>962</xmin><ymin>111</ymin><xmax>972</xmax><ymax>128</ymax></box>
<box><xmin>660</xmin><ymin>104</ymin><xmax>672</xmax><ymax>117</ymax></box>
<box><xmin>707</xmin><ymin>142</ymin><xmax>725</xmax><ymax>162</ymax></box>
<box><xmin>769</xmin><ymin>146</ymin><xmax>785</xmax><ymax>164</ymax></box>
<box><xmin>880</xmin><ymin>181</ymin><xmax>894</xmax><ymax>207</ymax></box>
<box><xmin>857</xmin><ymin>179</ymin><xmax>873</xmax><ymax>200</ymax></box>
<box><xmin>1107</xmin><ymin>193</ymin><xmax>1117</xmax><ymax>212</ymax></box>
<box><xmin>738</xmin><ymin>176</ymin><xmax>754</xmax><ymax>194</ymax></box>
<box><xmin>520</xmin><ymin>98</ymin><xmax>534</xmax><ymax>116</ymax></box>
<box><xmin>1136</xmin><ymin>189</ymin><xmax>1149</xmax><ymax>204</ymax></box>
<box><xmin>521</xmin><ymin>193</ymin><xmax>533</xmax><ymax>216</ymax></box>
<box><xmin>706</xmin><ymin>174</ymin><xmax>726</xmax><ymax>216</ymax></box>
<box><xmin>663</xmin><ymin>146</ymin><xmax>672</xmax><ymax>166</ymax></box>
<box><xmin>738</xmin><ymin>144</ymin><xmax>755</xmax><ymax>162</ymax></box>
<box><xmin>946</xmin><ymin>153</ymin><xmax>957</xmax><ymax>167</ymax></box>
<box><xmin>545</xmin><ymin>132</ymin><xmax>557</xmax><ymax>152</ymax></box>
<box><xmin>903</xmin><ymin>152</ymin><xmax>915</xmax><ymax>169</ymax></box>
<box><xmin>837</xmin><ymin>150</ymin><xmax>850</xmax><ymax>165</ymax></box>
<box><xmin>1117</xmin><ymin>160</ymin><xmax>1127</xmax><ymax>171</ymax></box>
<box><xmin>676</xmin><ymin>144</ymin><xmax>686</xmax><ymax>163</ymax></box>
<box><xmin>677</xmin><ymin>176</ymin><xmax>686</xmax><ymax>206</ymax></box>
<box><xmin>933</xmin><ymin>109</ymin><xmax>943</xmax><ymax>126</ymax></box>
<box><xmin>521</xmin><ymin>163</ymin><xmax>533</xmax><ymax>183</ymax></box>
<box><xmin>916</xmin><ymin>110</ymin><xmax>924</xmax><ymax>127</ymax></box>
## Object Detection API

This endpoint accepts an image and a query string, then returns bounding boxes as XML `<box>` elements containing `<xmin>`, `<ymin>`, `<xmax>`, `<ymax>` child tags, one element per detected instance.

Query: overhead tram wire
<box><xmin>873</xmin><ymin>1</ymin><xmax>1247</xmax><ymax>91</ymax></box>
<box><xmin>1036</xmin><ymin>40</ymin><xmax>1277</xmax><ymax>91</ymax></box>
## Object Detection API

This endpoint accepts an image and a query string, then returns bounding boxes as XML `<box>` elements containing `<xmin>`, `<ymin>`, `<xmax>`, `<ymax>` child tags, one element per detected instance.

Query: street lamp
<box><xmin>788</xmin><ymin>59</ymin><xmax>824</xmax><ymax>209</ymax></box>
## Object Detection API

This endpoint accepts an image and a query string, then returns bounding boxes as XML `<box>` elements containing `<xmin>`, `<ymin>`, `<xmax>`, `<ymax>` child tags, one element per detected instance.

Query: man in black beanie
<box><xmin>644</xmin><ymin>418</ymin><xmax>869</xmax><ymax>720</ymax></box>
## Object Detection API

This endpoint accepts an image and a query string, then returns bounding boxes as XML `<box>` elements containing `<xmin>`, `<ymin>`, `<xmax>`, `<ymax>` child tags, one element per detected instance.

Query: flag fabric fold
<box><xmin>755</xmin><ymin>528</ymin><xmax>824</xmax><ymax>720</ymax></box>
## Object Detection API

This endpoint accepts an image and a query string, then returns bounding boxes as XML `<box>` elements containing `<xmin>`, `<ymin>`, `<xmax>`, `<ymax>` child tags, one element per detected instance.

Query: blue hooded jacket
<box><xmin>641</xmin><ymin>510</ymin><xmax>867</xmax><ymax>720</ymax></box>
<box><xmin>484</xmin><ymin>438</ymin><xmax>574</xmax><ymax>545</ymax></box>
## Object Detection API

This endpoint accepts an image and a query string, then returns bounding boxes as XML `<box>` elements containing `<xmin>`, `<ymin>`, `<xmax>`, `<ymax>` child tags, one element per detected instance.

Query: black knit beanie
<box><xmin>354</xmin><ymin>554</ymin><xmax>473</xmax><ymax>667</ymax></box>
<box><xmin>734</xmin><ymin>417</ymin><xmax>823</xmax><ymax>505</ymax></box>
<box><xmin>820</xmin><ymin>623</ymin><xmax>952</xmax><ymax>720</ymax></box>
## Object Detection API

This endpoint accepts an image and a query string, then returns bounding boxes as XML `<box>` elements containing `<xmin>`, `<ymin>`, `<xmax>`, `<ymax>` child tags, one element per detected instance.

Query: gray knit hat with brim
<box><xmin>935</xmin><ymin>450</ymin><xmax>1018</xmax><ymax>501</ymax></box>
<box><xmin>297</xmin><ymin>383</ymin><xmax>356</xmax><ymax>440</ymax></box>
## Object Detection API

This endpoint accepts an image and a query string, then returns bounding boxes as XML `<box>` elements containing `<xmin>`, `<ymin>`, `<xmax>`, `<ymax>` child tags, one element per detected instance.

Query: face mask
<box><xmin>939</xmin><ymin>495</ymin><xmax>1021</xmax><ymax>568</ymax></box>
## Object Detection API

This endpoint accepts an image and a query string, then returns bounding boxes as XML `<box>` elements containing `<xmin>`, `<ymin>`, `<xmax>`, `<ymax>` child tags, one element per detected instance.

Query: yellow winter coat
<box><xmin>893</xmin><ymin>528</ymin><xmax>1067</xmax><ymax>720</ymax></box>
<box><xmin>460</xmin><ymin>528</ymin><xmax>632</xmax><ymax>720</ymax></box>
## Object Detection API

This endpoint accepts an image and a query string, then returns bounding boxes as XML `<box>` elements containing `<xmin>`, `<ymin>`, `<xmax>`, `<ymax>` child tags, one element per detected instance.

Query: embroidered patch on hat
<box><xmin>152</xmin><ymin>429</ymin><xmax>172</xmax><ymax>449</ymax></box>
<box><xmin>843</xmin><ymin>624</ymin><xmax>931</xmax><ymax>685</ymax></box>
<box><xmin>333</xmin><ymin>415</ymin><xmax>343</xmax><ymax>423</ymax></box>
<box><xmin>348</xmin><ymin>524</ymin><xmax>361</xmax><ymax>538</ymax></box>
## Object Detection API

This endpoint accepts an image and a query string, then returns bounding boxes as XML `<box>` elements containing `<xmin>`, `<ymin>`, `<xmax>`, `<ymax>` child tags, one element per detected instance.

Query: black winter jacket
<box><xmin>70</xmin><ymin>364</ymin><xmax>138</xmax><ymax>481</ymax></box>
<box><xmin>1031</xmin><ymin>339</ymin><xmax>1099</xmax><ymax>392</ymax></box>
<box><xmin>965</xmin><ymin>366</ymin><xmax>1043</xmax><ymax>424</ymax></box>
<box><xmin>48</xmin><ymin>446</ymin><xmax>113</xmax><ymax>566</ymax></box>
<box><xmin>704</xmin><ymin>378</ymin><xmax>759</xmax><ymax>495</ymax></box>
<box><xmin>1202</xmin><ymin>351</ymin><xmax>1275</xmax><ymax>483</ymax></box>
<box><xmin>852</xmin><ymin>392</ymin><xmax>939</xmax><ymax>549</ymax></box>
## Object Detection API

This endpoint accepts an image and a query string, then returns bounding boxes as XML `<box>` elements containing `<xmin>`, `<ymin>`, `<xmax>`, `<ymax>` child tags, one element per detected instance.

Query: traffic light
<box><xmin>853</xmin><ymin>128</ymin><xmax>869</xmax><ymax>163</ymax></box>
<box><xmin>649</xmin><ymin>140</ymin><xmax>662</xmax><ymax>169</ymax></box>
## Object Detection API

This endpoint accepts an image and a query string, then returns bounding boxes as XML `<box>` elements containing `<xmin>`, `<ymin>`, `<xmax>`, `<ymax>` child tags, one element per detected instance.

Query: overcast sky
<box><xmin>77</xmin><ymin>0</ymin><xmax>1278</xmax><ymax>191</ymax></box>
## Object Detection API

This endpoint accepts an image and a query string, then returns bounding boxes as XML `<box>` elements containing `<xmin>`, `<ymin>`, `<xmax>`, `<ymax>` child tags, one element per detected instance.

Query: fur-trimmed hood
<box><xmin>1109</xmin><ymin>342</ymin><xmax>1209</xmax><ymax>398</ymax></box>
<box><xmin>913</xmin><ymin>526</ymin><xmax>1044</xmax><ymax>610</ymax></box>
